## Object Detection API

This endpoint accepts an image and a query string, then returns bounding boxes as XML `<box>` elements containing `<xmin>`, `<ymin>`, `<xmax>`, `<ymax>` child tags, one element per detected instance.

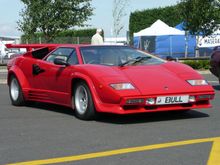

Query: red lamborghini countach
<box><xmin>6</xmin><ymin>44</ymin><xmax>215</xmax><ymax>120</ymax></box>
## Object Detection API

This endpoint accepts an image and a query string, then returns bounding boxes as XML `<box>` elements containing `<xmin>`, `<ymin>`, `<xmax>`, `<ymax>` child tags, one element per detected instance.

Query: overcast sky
<box><xmin>0</xmin><ymin>0</ymin><xmax>179</xmax><ymax>37</ymax></box>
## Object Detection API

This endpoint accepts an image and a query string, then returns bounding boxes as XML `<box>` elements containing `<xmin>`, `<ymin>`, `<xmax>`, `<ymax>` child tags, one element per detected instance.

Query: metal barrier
<box><xmin>178</xmin><ymin>57</ymin><xmax>210</xmax><ymax>61</ymax></box>
<box><xmin>0</xmin><ymin>58</ymin><xmax>9</xmax><ymax>65</ymax></box>
<box><xmin>166</xmin><ymin>56</ymin><xmax>210</xmax><ymax>61</ymax></box>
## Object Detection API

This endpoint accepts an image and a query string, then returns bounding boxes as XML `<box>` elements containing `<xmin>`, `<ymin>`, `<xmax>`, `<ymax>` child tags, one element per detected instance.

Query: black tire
<box><xmin>73</xmin><ymin>81</ymin><xmax>97</xmax><ymax>120</ymax></box>
<box><xmin>9</xmin><ymin>75</ymin><xmax>25</xmax><ymax>106</ymax></box>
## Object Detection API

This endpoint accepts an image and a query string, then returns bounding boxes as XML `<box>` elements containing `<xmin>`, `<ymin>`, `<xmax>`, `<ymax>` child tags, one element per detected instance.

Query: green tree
<box><xmin>18</xmin><ymin>0</ymin><xmax>93</xmax><ymax>42</ymax></box>
<box><xmin>178</xmin><ymin>0</ymin><xmax>220</xmax><ymax>56</ymax></box>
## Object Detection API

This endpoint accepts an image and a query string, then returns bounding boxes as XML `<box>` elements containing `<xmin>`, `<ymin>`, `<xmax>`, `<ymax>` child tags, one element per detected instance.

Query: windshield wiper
<box><xmin>119</xmin><ymin>56</ymin><xmax>151</xmax><ymax>67</ymax></box>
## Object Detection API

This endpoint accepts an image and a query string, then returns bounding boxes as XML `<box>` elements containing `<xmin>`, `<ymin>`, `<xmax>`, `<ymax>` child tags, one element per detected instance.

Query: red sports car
<box><xmin>6</xmin><ymin>44</ymin><xmax>215</xmax><ymax>120</ymax></box>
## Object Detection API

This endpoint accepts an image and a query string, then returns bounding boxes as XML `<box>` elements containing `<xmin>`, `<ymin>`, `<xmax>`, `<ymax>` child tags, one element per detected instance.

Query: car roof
<box><xmin>59</xmin><ymin>44</ymin><xmax>128</xmax><ymax>48</ymax></box>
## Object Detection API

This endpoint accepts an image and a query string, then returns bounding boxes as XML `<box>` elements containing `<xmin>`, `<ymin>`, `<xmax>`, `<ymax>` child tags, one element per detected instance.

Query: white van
<box><xmin>0</xmin><ymin>41</ymin><xmax>7</xmax><ymax>58</ymax></box>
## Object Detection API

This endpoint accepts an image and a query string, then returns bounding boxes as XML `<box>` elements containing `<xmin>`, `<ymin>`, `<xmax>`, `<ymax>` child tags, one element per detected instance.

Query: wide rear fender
<box><xmin>7</xmin><ymin>66</ymin><xmax>30</xmax><ymax>89</ymax></box>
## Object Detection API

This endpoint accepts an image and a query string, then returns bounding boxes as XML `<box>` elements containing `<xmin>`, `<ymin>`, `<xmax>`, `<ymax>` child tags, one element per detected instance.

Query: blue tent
<box><xmin>133</xmin><ymin>22</ymin><xmax>197</xmax><ymax>58</ymax></box>
<box><xmin>133</xmin><ymin>36</ymin><xmax>140</xmax><ymax>49</ymax></box>
<box><xmin>155</xmin><ymin>22</ymin><xmax>196</xmax><ymax>58</ymax></box>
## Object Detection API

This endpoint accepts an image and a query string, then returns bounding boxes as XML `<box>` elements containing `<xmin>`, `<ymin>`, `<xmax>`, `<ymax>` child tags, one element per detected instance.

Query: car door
<box><xmin>31</xmin><ymin>47</ymin><xmax>79</xmax><ymax>105</ymax></box>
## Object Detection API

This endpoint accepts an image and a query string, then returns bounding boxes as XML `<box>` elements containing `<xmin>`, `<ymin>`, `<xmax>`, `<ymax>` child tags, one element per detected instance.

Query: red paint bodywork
<box><xmin>6</xmin><ymin>44</ymin><xmax>215</xmax><ymax>114</ymax></box>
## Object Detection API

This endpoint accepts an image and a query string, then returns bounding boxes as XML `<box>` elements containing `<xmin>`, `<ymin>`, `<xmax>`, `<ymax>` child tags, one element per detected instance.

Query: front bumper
<box><xmin>95</xmin><ymin>92</ymin><xmax>214</xmax><ymax>114</ymax></box>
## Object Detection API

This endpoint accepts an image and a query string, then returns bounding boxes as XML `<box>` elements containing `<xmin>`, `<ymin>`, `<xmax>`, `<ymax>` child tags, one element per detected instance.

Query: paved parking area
<box><xmin>0</xmin><ymin>74</ymin><xmax>220</xmax><ymax>165</ymax></box>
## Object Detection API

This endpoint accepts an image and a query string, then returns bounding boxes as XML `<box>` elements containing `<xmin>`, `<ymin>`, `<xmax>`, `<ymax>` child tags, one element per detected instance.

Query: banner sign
<box><xmin>198</xmin><ymin>34</ymin><xmax>220</xmax><ymax>48</ymax></box>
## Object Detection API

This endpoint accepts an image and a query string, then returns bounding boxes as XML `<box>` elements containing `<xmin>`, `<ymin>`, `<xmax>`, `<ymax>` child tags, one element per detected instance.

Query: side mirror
<box><xmin>54</xmin><ymin>58</ymin><xmax>70</xmax><ymax>66</ymax></box>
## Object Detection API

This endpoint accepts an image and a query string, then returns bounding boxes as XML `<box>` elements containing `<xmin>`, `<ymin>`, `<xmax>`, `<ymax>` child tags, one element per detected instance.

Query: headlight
<box><xmin>110</xmin><ymin>83</ymin><xmax>135</xmax><ymax>90</ymax></box>
<box><xmin>187</xmin><ymin>80</ymin><xmax>208</xmax><ymax>86</ymax></box>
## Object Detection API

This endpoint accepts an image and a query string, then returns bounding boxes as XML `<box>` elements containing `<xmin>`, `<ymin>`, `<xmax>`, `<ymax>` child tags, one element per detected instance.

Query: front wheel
<box><xmin>73</xmin><ymin>81</ymin><xmax>97</xmax><ymax>120</ymax></box>
<box><xmin>9</xmin><ymin>75</ymin><xmax>25</xmax><ymax>106</ymax></box>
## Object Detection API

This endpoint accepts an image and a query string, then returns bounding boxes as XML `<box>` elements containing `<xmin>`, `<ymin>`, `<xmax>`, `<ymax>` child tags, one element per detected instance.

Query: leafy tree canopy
<box><xmin>178</xmin><ymin>0</ymin><xmax>220</xmax><ymax>36</ymax></box>
<box><xmin>18</xmin><ymin>0</ymin><xmax>93</xmax><ymax>42</ymax></box>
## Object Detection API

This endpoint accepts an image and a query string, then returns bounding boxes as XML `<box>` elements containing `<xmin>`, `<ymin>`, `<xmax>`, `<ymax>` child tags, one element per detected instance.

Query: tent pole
<box><xmin>169</xmin><ymin>36</ymin><xmax>173</xmax><ymax>56</ymax></box>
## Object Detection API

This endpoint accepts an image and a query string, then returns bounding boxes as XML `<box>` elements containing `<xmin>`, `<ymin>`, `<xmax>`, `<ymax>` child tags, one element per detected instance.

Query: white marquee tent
<box><xmin>134</xmin><ymin>19</ymin><xmax>184</xmax><ymax>37</ymax></box>
<box><xmin>133</xmin><ymin>20</ymin><xmax>185</xmax><ymax>56</ymax></box>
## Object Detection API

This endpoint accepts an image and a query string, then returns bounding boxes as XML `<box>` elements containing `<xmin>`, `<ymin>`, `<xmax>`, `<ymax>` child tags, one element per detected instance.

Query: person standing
<box><xmin>91</xmin><ymin>28</ymin><xmax>104</xmax><ymax>45</ymax></box>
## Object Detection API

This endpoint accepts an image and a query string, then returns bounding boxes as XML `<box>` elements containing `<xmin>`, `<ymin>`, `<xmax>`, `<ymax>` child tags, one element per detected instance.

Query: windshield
<box><xmin>80</xmin><ymin>46</ymin><xmax>164</xmax><ymax>66</ymax></box>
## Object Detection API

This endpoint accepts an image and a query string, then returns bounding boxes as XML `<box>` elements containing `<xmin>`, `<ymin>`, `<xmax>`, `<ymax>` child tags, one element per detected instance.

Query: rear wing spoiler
<box><xmin>5</xmin><ymin>44</ymin><xmax>60</xmax><ymax>59</ymax></box>
<box><xmin>5</xmin><ymin>44</ymin><xmax>60</xmax><ymax>52</ymax></box>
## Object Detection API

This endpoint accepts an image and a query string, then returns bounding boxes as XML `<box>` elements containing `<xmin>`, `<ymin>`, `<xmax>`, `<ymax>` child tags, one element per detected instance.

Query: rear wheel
<box><xmin>73</xmin><ymin>81</ymin><xmax>97</xmax><ymax>120</ymax></box>
<box><xmin>9</xmin><ymin>75</ymin><xmax>25</xmax><ymax>106</ymax></box>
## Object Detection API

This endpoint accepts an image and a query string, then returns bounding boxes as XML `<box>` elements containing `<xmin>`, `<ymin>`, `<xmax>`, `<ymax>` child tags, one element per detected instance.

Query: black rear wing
<box><xmin>5</xmin><ymin>44</ymin><xmax>60</xmax><ymax>59</ymax></box>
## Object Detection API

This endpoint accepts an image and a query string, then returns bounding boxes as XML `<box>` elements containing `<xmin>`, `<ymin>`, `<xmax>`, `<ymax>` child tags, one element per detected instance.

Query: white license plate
<box><xmin>156</xmin><ymin>95</ymin><xmax>189</xmax><ymax>105</ymax></box>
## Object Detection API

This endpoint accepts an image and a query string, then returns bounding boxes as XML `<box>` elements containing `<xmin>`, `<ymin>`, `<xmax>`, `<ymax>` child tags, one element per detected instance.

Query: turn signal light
<box><xmin>198</xmin><ymin>95</ymin><xmax>214</xmax><ymax>100</ymax></box>
<box><xmin>126</xmin><ymin>99</ymin><xmax>144</xmax><ymax>104</ymax></box>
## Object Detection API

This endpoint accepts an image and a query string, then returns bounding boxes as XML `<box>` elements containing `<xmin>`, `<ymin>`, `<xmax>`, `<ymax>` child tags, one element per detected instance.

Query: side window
<box><xmin>45</xmin><ymin>47</ymin><xmax>78</xmax><ymax>65</ymax></box>
<box><xmin>67</xmin><ymin>51</ymin><xmax>79</xmax><ymax>65</ymax></box>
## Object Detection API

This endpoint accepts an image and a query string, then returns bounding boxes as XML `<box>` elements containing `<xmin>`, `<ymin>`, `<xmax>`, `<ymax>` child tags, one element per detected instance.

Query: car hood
<box><xmin>81</xmin><ymin>62</ymin><xmax>213</xmax><ymax>95</ymax></box>
<box><xmin>118</xmin><ymin>65</ymin><xmax>195</xmax><ymax>95</ymax></box>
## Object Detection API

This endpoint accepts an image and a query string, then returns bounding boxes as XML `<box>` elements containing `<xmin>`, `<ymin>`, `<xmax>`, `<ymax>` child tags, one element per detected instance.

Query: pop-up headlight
<box><xmin>110</xmin><ymin>83</ymin><xmax>135</xmax><ymax>90</ymax></box>
<box><xmin>187</xmin><ymin>80</ymin><xmax>208</xmax><ymax>86</ymax></box>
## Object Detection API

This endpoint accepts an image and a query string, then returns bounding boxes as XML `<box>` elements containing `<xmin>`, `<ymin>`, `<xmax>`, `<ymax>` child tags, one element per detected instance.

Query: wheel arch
<box><xmin>71</xmin><ymin>73</ymin><xmax>101</xmax><ymax>112</ymax></box>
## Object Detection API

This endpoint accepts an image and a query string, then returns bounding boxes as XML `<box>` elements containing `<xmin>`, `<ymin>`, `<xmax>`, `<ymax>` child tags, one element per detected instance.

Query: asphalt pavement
<box><xmin>0</xmin><ymin>70</ymin><xmax>7</xmax><ymax>84</ymax></box>
<box><xmin>0</xmin><ymin>73</ymin><xmax>219</xmax><ymax>165</ymax></box>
